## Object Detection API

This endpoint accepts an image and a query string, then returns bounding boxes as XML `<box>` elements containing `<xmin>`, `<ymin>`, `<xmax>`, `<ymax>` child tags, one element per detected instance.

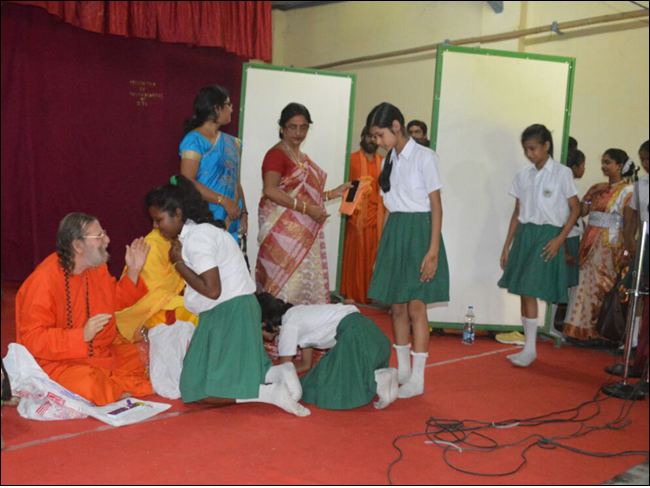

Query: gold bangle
<box><xmin>216</xmin><ymin>195</ymin><xmax>223</xmax><ymax>205</ymax></box>
<box><xmin>292</xmin><ymin>199</ymin><xmax>298</xmax><ymax>211</ymax></box>
<box><xmin>302</xmin><ymin>201</ymin><xmax>307</xmax><ymax>214</ymax></box>
<box><xmin>325</xmin><ymin>190</ymin><xmax>330</xmax><ymax>202</ymax></box>
<box><xmin>172</xmin><ymin>260</ymin><xmax>184</xmax><ymax>268</ymax></box>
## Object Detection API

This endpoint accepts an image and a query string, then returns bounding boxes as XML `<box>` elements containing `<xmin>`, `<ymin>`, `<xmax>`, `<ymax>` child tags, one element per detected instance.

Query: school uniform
<box><xmin>277</xmin><ymin>304</ymin><xmax>391</xmax><ymax>410</ymax></box>
<box><xmin>367</xmin><ymin>138</ymin><xmax>450</xmax><ymax>304</ymax></box>
<box><xmin>178</xmin><ymin>220</ymin><xmax>271</xmax><ymax>403</ymax></box>
<box><xmin>628</xmin><ymin>174</ymin><xmax>650</xmax><ymax>281</ymax></box>
<box><xmin>630</xmin><ymin>174</ymin><xmax>649</xmax><ymax>227</ymax></box>
<box><xmin>498</xmin><ymin>157</ymin><xmax>578</xmax><ymax>303</ymax></box>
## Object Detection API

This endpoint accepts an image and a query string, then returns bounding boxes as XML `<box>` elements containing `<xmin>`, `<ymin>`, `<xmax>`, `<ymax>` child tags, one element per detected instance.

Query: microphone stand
<box><xmin>602</xmin><ymin>221</ymin><xmax>648</xmax><ymax>400</ymax></box>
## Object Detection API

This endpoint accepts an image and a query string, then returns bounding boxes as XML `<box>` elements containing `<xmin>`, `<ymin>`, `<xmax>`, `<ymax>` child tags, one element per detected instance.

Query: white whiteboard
<box><xmin>432</xmin><ymin>48</ymin><xmax>573</xmax><ymax>327</ymax></box>
<box><xmin>239</xmin><ymin>65</ymin><xmax>355</xmax><ymax>292</ymax></box>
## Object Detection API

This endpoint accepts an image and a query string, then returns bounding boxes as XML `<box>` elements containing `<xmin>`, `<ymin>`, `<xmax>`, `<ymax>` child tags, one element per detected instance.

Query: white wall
<box><xmin>270</xmin><ymin>1</ymin><xmax>649</xmax><ymax>321</ymax></box>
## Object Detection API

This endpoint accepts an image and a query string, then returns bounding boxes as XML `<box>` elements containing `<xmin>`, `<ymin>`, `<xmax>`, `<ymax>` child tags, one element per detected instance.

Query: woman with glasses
<box><xmin>255</xmin><ymin>103</ymin><xmax>351</xmax><ymax>305</ymax></box>
<box><xmin>180</xmin><ymin>85</ymin><xmax>247</xmax><ymax>243</ymax></box>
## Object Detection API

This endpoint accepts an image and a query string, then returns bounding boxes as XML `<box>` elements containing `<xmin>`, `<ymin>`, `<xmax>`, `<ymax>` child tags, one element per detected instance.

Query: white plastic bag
<box><xmin>3</xmin><ymin>343</ymin><xmax>171</xmax><ymax>427</ymax></box>
<box><xmin>148</xmin><ymin>320</ymin><xmax>195</xmax><ymax>400</ymax></box>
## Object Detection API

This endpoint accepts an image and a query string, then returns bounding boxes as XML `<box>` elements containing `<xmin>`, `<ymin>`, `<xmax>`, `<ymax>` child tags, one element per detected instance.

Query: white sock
<box><xmin>394</xmin><ymin>344</ymin><xmax>412</xmax><ymax>384</ymax></box>
<box><xmin>509</xmin><ymin>318</ymin><xmax>538</xmax><ymax>367</ymax></box>
<box><xmin>236</xmin><ymin>382</ymin><xmax>311</xmax><ymax>417</ymax></box>
<box><xmin>507</xmin><ymin>317</ymin><xmax>527</xmax><ymax>361</ymax></box>
<box><xmin>374</xmin><ymin>368</ymin><xmax>399</xmax><ymax>410</ymax></box>
<box><xmin>265</xmin><ymin>363</ymin><xmax>302</xmax><ymax>402</ymax></box>
<box><xmin>398</xmin><ymin>352</ymin><xmax>428</xmax><ymax>399</ymax></box>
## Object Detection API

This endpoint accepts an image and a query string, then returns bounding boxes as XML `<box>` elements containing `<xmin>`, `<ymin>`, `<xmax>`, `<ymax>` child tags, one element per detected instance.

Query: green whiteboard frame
<box><xmin>429</xmin><ymin>45</ymin><xmax>577</xmax><ymax>343</ymax></box>
<box><xmin>238</xmin><ymin>63</ymin><xmax>357</xmax><ymax>296</ymax></box>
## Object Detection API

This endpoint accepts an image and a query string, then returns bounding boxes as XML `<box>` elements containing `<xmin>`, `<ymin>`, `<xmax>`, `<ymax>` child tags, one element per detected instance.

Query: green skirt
<box><xmin>368</xmin><ymin>212</ymin><xmax>450</xmax><ymax>304</ymax></box>
<box><xmin>498</xmin><ymin>223</ymin><xmax>568</xmax><ymax>303</ymax></box>
<box><xmin>180</xmin><ymin>294</ymin><xmax>272</xmax><ymax>403</ymax></box>
<box><xmin>566</xmin><ymin>236</ymin><xmax>581</xmax><ymax>288</ymax></box>
<box><xmin>300</xmin><ymin>313</ymin><xmax>391</xmax><ymax>410</ymax></box>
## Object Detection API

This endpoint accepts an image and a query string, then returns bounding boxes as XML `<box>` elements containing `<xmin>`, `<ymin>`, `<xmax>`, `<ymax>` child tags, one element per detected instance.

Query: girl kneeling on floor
<box><xmin>257</xmin><ymin>292</ymin><xmax>398</xmax><ymax>410</ymax></box>
<box><xmin>145</xmin><ymin>175</ymin><xmax>309</xmax><ymax>417</ymax></box>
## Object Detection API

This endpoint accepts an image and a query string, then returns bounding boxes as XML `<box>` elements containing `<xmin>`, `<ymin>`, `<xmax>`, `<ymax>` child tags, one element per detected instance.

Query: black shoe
<box><xmin>637</xmin><ymin>381</ymin><xmax>649</xmax><ymax>397</ymax></box>
<box><xmin>605</xmin><ymin>362</ymin><xmax>643</xmax><ymax>378</ymax></box>
<box><xmin>566</xmin><ymin>337</ymin><xmax>617</xmax><ymax>350</ymax></box>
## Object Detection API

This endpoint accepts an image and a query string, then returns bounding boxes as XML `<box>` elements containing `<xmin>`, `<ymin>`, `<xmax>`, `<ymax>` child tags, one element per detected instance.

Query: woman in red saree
<box><xmin>256</xmin><ymin>103</ymin><xmax>351</xmax><ymax>305</ymax></box>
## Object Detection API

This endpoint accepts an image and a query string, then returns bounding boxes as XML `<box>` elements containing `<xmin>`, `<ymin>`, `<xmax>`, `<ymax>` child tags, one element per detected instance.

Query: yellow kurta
<box><xmin>115</xmin><ymin>229</ymin><xmax>198</xmax><ymax>343</ymax></box>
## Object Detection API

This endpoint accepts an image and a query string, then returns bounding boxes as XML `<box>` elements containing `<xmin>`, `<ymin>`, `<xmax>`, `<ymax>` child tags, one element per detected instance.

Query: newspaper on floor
<box><xmin>3</xmin><ymin>343</ymin><xmax>171</xmax><ymax>427</ymax></box>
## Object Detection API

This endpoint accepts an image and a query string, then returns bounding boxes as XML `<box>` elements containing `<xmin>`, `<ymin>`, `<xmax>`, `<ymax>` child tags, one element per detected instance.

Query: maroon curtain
<box><xmin>2</xmin><ymin>1</ymin><xmax>272</xmax><ymax>61</ymax></box>
<box><xmin>1</xmin><ymin>3</ymin><xmax>247</xmax><ymax>281</ymax></box>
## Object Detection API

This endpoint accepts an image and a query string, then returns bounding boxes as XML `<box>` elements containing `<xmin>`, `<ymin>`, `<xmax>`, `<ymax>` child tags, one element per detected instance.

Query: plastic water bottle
<box><xmin>462</xmin><ymin>306</ymin><xmax>476</xmax><ymax>345</ymax></box>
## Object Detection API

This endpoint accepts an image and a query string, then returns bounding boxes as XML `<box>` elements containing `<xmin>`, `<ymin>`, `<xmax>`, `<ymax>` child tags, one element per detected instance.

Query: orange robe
<box><xmin>16</xmin><ymin>253</ymin><xmax>153</xmax><ymax>406</ymax></box>
<box><xmin>340</xmin><ymin>150</ymin><xmax>385</xmax><ymax>304</ymax></box>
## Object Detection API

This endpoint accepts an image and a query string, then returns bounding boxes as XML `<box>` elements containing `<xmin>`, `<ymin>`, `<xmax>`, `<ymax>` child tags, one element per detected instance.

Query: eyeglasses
<box><xmin>285</xmin><ymin>124</ymin><xmax>310</xmax><ymax>134</ymax></box>
<box><xmin>83</xmin><ymin>230</ymin><xmax>108</xmax><ymax>239</ymax></box>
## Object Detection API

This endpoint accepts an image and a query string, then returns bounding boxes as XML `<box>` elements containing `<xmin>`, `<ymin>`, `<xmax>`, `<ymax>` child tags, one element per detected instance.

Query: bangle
<box><xmin>216</xmin><ymin>195</ymin><xmax>223</xmax><ymax>205</ymax></box>
<box><xmin>292</xmin><ymin>199</ymin><xmax>298</xmax><ymax>211</ymax></box>
<box><xmin>302</xmin><ymin>201</ymin><xmax>307</xmax><ymax>214</ymax></box>
<box><xmin>172</xmin><ymin>260</ymin><xmax>184</xmax><ymax>268</ymax></box>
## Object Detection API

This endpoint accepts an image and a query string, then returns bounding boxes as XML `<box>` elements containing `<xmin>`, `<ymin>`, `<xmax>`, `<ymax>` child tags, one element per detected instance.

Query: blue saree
<box><xmin>180</xmin><ymin>131</ymin><xmax>243</xmax><ymax>242</ymax></box>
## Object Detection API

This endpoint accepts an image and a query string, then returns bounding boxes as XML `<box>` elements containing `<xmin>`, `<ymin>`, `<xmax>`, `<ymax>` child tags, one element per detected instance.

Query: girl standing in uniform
<box><xmin>499</xmin><ymin>125</ymin><xmax>580</xmax><ymax>366</ymax></box>
<box><xmin>365</xmin><ymin>103</ymin><xmax>450</xmax><ymax>399</ymax></box>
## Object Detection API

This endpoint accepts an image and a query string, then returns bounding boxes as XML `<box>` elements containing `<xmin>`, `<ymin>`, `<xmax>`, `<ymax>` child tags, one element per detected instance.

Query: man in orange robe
<box><xmin>16</xmin><ymin>213</ymin><xmax>153</xmax><ymax>406</ymax></box>
<box><xmin>341</xmin><ymin>127</ymin><xmax>385</xmax><ymax>304</ymax></box>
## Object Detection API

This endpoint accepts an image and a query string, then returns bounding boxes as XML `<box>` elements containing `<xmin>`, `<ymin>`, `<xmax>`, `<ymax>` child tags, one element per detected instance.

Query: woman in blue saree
<box><xmin>180</xmin><ymin>86</ymin><xmax>247</xmax><ymax>243</ymax></box>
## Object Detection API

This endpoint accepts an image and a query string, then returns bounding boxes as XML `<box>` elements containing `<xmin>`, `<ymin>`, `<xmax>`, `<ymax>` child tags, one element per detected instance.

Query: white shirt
<box><xmin>568</xmin><ymin>192</ymin><xmax>585</xmax><ymax>239</ymax></box>
<box><xmin>510</xmin><ymin>157</ymin><xmax>578</xmax><ymax>228</ymax></box>
<box><xmin>630</xmin><ymin>175</ymin><xmax>649</xmax><ymax>226</ymax></box>
<box><xmin>381</xmin><ymin>138</ymin><xmax>443</xmax><ymax>213</ymax></box>
<box><xmin>179</xmin><ymin>221</ymin><xmax>255</xmax><ymax>315</ymax></box>
<box><xmin>276</xmin><ymin>304</ymin><xmax>360</xmax><ymax>357</ymax></box>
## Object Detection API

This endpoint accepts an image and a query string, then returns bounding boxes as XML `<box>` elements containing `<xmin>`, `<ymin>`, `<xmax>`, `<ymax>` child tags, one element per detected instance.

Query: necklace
<box><xmin>65</xmin><ymin>269</ymin><xmax>93</xmax><ymax>357</ymax></box>
<box><xmin>283</xmin><ymin>141</ymin><xmax>306</xmax><ymax>171</ymax></box>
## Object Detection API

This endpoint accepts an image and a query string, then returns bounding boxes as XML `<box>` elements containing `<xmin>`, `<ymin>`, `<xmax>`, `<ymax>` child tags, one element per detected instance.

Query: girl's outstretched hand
<box><xmin>420</xmin><ymin>251</ymin><xmax>439</xmax><ymax>283</ymax></box>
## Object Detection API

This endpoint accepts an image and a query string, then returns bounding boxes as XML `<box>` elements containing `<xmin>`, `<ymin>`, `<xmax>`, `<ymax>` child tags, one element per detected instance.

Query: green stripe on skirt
<box><xmin>368</xmin><ymin>212</ymin><xmax>450</xmax><ymax>304</ymax></box>
<box><xmin>566</xmin><ymin>236</ymin><xmax>581</xmax><ymax>288</ymax></box>
<box><xmin>300</xmin><ymin>313</ymin><xmax>391</xmax><ymax>410</ymax></box>
<box><xmin>180</xmin><ymin>294</ymin><xmax>272</xmax><ymax>403</ymax></box>
<box><xmin>498</xmin><ymin>223</ymin><xmax>568</xmax><ymax>303</ymax></box>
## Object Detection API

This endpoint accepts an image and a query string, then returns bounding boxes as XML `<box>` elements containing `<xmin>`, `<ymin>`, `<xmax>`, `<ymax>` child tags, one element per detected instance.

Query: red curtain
<box><xmin>2</xmin><ymin>1</ymin><xmax>272</xmax><ymax>62</ymax></box>
<box><xmin>1</xmin><ymin>3</ymin><xmax>247</xmax><ymax>280</ymax></box>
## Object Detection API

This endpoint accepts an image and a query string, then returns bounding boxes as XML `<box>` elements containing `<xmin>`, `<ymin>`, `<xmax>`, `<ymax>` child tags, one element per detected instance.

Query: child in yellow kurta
<box><xmin>115</xmin><ymin>229</ymin><xmax>198</xmax><ymax>343</ymax></box>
